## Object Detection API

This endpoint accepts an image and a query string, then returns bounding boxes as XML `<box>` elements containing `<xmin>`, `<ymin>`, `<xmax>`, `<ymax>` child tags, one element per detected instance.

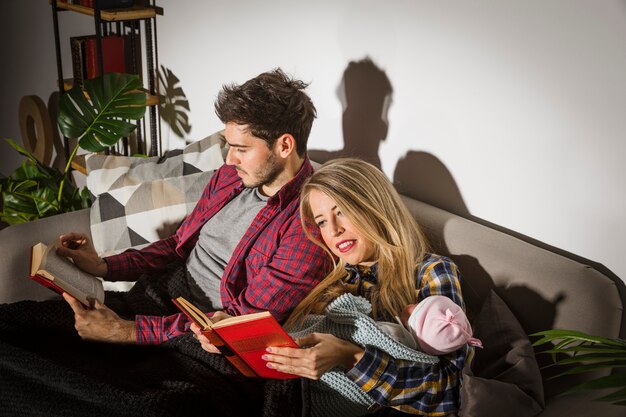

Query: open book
<box><xmin>172</xmin><ymin>296</ymin><xmax>299</xmax><ymax>379</ymax></box>
<box><xmin>30</xmin><ymin>240</ymin><xmax>104</xmax><ymax>308</ymax></box>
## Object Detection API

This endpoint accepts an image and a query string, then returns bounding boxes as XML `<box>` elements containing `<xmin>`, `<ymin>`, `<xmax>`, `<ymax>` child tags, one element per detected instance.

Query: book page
<box><xmin>173</xmin><ymin>297</ymin><xmax>212</xmax><ymax>329</ymax></box>
<box><xmin>212</xmin><ymin>311</ymin><xmax>271</xmax><ymax>328</ymax></box>
<box><xmin>31</xmin><ymin>242</ymin><xmax>46</xmax><ymax>276</ymax></box>
<box><xmin>38</xmin><ymin>240</ymin><xmax>104</xmax><ymax>306</ymax></box>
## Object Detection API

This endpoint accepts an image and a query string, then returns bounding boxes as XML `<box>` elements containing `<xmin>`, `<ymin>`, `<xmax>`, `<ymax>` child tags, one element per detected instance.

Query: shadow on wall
<box><xmin>158</xmin><ymin>65</ymin><xmax>192</xmax><ymax>143</ymax></box>
<box><xmin>309</xmin><ymin>57</ymin><xmax>391</xmax><ymax>169</ymax></box>
<box><xmin>394</xmin><ymin>151</ymin><xmax>469</xmax><ymax>217</ymax></box>
<box><xmin>309</xmin><ymin>57</ymin><xmax>470</xmax><ymax>217</ymax></box>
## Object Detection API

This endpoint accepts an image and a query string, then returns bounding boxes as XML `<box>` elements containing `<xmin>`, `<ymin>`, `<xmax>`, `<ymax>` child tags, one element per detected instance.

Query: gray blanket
<box><xmin>290</xmin><ymin>293</ymin><xmax>439</xmax><ymax>417</ymax></box>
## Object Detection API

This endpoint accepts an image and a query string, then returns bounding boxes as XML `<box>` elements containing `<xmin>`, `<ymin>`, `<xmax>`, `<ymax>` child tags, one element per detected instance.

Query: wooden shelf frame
<box><xmin>51</xmin><ymin>1</ymin><xmax>162</xmax><ymax>21</ymax></box>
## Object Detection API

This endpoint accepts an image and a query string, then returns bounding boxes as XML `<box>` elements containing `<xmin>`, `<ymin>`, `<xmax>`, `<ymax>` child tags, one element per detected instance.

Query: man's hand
<box><xmin>56</xmin><ymin>232</ymin><xmax>108</xmax><ymax>277</ymax></box>
<box><xmin>261</xmin><ymin>333</ymin><xmax>365</xmax><ymax>380</ymax></box>
<box><xmin>190</xmin><ymin>311</ymin><xmax>233</xmax><ymax>354</ymax></box>
<box><xmin>63</xmin><ymin>293</ymin><xmax>136</xmax><ymax>343</ymax></box>
<box><xmin>190</xmin><ymin>322</ymin><xmax>221</xmax><ymax>353</ymax></box>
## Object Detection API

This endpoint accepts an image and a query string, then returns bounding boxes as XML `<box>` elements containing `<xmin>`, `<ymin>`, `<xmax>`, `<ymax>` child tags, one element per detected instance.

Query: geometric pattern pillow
<box><xmin>86</xmin><ymin>130</ymin><xmax>226</xmax><ymax>256</ymax></box>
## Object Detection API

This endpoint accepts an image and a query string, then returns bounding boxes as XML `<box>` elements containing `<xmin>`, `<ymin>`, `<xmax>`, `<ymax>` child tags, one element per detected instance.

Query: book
<box><xmin>72</xmin><ymin>34</ymin><xmax>128</xmax><ymax>86</ymax></box>
<box><xmin>29</xmin><ymin>240</ymin><xmax>105</xmax><ymax>308</ymax></box>
<box><xmin>70</xmin><ymin>35</ymin><xmax>91</xmax><ymax>88</ymax></box>
<box><xmin>85</xmin><ymin>35</ymin><xmax>126</xmax><ymax>80</ymax></box>
<box><xmin>123</xmin><ymin>33</ymin><xmax>143</xmax><ymax>77</ymax></box>
<box><xmin>172</xmin><ymin>296</ymin><xmax>300</xmax><ymax>379</ymax></box>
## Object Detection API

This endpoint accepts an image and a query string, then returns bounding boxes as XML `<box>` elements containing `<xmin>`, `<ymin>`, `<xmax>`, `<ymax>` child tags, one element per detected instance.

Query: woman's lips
<box><xmin>336</xmin><ymin>240</ymin><xmax>355</xmax><ymax>253</ymax></box>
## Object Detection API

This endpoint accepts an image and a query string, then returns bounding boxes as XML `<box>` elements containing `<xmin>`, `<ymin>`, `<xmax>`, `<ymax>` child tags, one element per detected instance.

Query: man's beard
<box><xmin>241</xmin><ymin>151</ymin><xmax>284</xmax><ymax>190</ymax></box>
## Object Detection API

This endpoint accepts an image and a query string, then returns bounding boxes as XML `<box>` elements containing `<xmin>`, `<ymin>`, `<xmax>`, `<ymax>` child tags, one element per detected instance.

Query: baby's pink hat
<box><xmin>407</xmin><ymin>295</ymin><xmax>482</xmax><ymax>355</ymax></box>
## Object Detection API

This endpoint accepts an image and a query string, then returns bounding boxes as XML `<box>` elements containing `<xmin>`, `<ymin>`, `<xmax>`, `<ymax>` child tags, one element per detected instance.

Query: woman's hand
<box><xmin>262</xmin><ymin>332</ymin><xmax>365</xmax><ymax>380</ymax></box>
<box><xmin>190</xmin><ymin>311</ymin><xmax>232</xmax><ymax>354</ymax></box>
<box><xmin>56</xmin><ymin>232</ymin><xmax>108</xmax><ymax>277</ymax></box>
<box><xmin>63</xmin><ymin>293</ymin><xmax>135</xmax><ymax>343</ymax></box>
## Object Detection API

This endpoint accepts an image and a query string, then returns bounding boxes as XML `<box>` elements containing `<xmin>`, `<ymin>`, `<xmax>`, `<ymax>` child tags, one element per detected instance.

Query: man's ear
<box><xmin>275</xmin><ymin>133</ymin><xmax>296</xmax><ymax>158</ymax></box>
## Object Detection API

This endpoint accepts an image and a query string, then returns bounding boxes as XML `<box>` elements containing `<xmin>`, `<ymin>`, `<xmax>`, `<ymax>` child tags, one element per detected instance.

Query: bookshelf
<box><xmin>53</xmin><ymin>1</ymin><xmax>158</xmax><ymax>21</ymax></box>
<box><xmin>49</xmin><ymin>0</ymin><xmax>163</xmax><ymax>158</ymax></box>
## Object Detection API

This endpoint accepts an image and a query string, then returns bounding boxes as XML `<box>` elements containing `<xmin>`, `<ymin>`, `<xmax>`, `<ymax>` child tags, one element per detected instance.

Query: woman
<box><xmin>263</xmin><ymin>158</ymin><xmax>470</xmax><ymax>416</ymax></box>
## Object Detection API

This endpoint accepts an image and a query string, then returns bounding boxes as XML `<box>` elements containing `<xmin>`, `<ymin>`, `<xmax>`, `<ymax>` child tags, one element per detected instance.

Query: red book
<box><xmin>85</xmin><ymin>37</ymin><xmax>97</xmax><ymax>79</ymax></box>
<box><xmin>85</xmin><ymin>35</ymin><xmax>126</xmax><ymax>79</ymax></box>
<box><xmin>172</xmin><ymin>297</ymin><xmax>300</xmax><ymax>379</ymax></box>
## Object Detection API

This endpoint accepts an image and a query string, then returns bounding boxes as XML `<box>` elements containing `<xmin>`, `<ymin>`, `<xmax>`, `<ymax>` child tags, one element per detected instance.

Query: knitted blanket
<box><xmin>0</xmin><ymin>264</ymin><xmax>309</xmax><ymax>417</ymax></box>
<box><xmin>290</xmin><ymin>293</ymin><xmax>439</xmax><ymax>417</ymax></box>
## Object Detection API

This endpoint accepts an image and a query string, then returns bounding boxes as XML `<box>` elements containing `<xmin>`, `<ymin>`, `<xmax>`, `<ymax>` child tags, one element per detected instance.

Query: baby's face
<box><xmin>400</xmin><ymin>303</ymin><xmax>417</xmax><ymax>327</ymax></box>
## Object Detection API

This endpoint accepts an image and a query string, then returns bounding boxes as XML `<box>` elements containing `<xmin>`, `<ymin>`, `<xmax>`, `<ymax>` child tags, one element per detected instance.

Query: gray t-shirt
<box><xmin>185</xmin><ymin>187</ymin><xmax>268</xmax><ymax>310</ymax></box>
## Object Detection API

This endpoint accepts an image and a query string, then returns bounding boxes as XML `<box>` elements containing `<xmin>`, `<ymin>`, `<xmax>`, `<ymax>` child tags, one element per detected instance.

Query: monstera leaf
<box><xmin>57</xmin><ymin>72</ymin><xmax>147</xmax><ymax>152</ymax></box>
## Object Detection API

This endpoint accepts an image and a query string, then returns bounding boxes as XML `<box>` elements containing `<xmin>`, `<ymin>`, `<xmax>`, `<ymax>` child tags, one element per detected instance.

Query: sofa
<box><xmin>0</xmin><ymin>135</ymin><xmax>624</xmax><ymax>416</ymax></box>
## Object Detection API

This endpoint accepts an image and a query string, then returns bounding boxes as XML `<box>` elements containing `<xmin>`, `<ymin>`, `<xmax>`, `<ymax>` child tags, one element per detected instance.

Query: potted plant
<box><xmin>0</xmin><ymin>72</ymin><xmax>147</xmax><ymax>225</ymax></box>
<box><xmin>532</xmin><ymin>329</ymin><xmax>626</xmax><ymax>406</ymax></box>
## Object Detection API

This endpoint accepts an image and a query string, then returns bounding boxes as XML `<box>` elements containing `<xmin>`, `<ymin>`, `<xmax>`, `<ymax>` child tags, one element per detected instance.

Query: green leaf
<box><xmin>551</xmin><ymin>363</ymin><xmax>626</xmax><ymax>377</ymax></box>
<box><xmin>531</xmin><ymin>330</ymin><xmax>626</xmax><ymax>347</ymax></box>
<box><xmin>555</xmin><ymin>354</ymin><xmax>626</xmax><ymax>365</ymax></box>
<box><xmin>541</xmin><ymin>346</ymin><xmax>626</xmax><ymax>355</ymax></box>
<box><xmin>57</xmin><ymin>72</ymin><xmax>147</xmax><ymax>152</ymax></box>
<box><xmin>4</xmin><ymin>138</ymin><xmax>38</xmax><ymax>164</ymax></box>
<box><xmin>570</xmin><ymin>374</ymin><xmax>626</xmax><ymax>391</ymax></box>
<box><xmin>3</xmin><ymin>139</ymin><xmax>62</xmax><ymax>179</ymax></box>
<box><xmin>3</xmin><ymin>191</ymin><xmax>37</xmax><ymax>213</ymax></box>
<box><xmin>0</xmin><ymin>209</ymin><xmax>36</xmax><ymax>225</ymax></box>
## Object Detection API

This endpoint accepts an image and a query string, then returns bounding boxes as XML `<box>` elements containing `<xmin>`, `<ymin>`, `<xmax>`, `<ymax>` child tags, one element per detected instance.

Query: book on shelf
<box><xmin>172</xmin><ymin>296</ymin><xmax>300</xmax><ymax>379</ymax></box>
<box><xmin>67</xmin><ymin>0</ymin><xmax>135</xmax><ymax>8</ymax></box>
<box><xmin>70</xmin><ymin>35</ymin><xmax>90</xmax><ymax>87</ymax></box>
<box><xmin>123</xmin><ymin>33</ymin><xmax>143</xmax><ymax>77</ymax></box>
<box><xmin>29</xmin><ymin>239</ymin><xmax>104</xmax><ymax>308</ymax></box>
<box><xmin>86</xmin><ymin>35</ymin><xmax>126</xmax><ymax>79</ymax></box>
<box><xmin>70</xmin><ymin>34</ymin><xmax>126</xmax><ymax>86</ymax></box>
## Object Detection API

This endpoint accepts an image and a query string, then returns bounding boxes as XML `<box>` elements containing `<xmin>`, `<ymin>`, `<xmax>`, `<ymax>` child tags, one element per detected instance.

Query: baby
<box><xmin>378</xmin><ymin>295</ymin><xmax>482</xmax><ymax>355</ymax></box>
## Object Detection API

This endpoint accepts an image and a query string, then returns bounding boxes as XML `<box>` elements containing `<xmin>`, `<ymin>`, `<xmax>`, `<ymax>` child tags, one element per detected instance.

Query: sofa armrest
<box><xmin>0</xmin><ymin>209</ymin><xmax>91</xmax><ymax>304</ymax></box>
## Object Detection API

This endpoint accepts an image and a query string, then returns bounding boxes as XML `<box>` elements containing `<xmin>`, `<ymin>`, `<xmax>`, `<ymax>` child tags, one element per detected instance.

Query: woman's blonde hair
<box><xmin>285</xmin><ymin>158</ymin><xmax>429</xmax><ymax>329</ymax></box>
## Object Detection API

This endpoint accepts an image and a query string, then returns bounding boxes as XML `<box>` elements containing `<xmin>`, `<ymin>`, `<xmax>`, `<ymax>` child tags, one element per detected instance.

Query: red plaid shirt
<box><xmin>104</xmin><ymin>159</ymin><xmax>329</xmax><ymax>344</ymax></box>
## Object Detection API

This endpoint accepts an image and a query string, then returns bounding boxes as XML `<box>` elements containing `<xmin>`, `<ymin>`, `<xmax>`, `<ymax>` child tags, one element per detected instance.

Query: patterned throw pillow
<box><xmin>86</xmin><ymin>131</ymin><xmax>226</xmax><ymax>256</ymax></box>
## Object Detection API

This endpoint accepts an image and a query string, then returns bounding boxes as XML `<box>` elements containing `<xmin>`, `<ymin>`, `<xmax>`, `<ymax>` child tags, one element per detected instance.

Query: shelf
<box><xmin>51</xmin><ymin>1</ymin><xmax>161</xmax><ymax>21</ymax></box>
<box><xmin>71</xmin><ymin>154</ymin><xmax>87</xmax><ymax>175</ymax></box>
<box><xmin>62</xmin><ymin>79</ymin><xmax>160</xmax><ymax>106</ymax></box>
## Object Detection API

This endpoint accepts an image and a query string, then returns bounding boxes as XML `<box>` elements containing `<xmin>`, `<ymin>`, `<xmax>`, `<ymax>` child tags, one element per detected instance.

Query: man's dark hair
<box><xmin>214</xmin><ymin>68</ymin><xmax>316</xmax><ymax>157</ymax></box>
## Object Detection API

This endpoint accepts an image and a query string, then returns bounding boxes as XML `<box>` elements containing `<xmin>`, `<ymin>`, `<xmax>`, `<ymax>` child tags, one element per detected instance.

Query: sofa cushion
<box><xmin>459</xmin><ymin>290</ymin><xmax>544</xmax><ymax>417</ymax></box>
<box><xmin>86</xmin><ymin>131</ymin><xmax>225</xmax><ymax>256</ymax></box>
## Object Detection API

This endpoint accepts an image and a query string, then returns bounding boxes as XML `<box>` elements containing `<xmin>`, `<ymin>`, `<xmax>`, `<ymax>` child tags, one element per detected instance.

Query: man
<box><xmin>56</xmin><ymin>68</ymin><xmax>329</xmax><ymax>345</ymax></box>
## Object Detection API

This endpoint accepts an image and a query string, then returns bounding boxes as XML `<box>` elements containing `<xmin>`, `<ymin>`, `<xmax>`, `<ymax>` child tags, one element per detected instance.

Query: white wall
<box><xmin>156</xmin><ymin>0</ymin><xmax>626</xmax><ymax>282</ymax></box>
<box><xmin>2</xmin><ymin>0</ymin><xmax>624</xmax><ymax>283</ymax></box>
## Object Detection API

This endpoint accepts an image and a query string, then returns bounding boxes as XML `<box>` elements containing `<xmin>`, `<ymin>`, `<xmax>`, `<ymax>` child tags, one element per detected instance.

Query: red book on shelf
<box><xmin>85</xmin><ymin>35</ymin><xmax>126</xmax><ymax>79</ymax></box>
<box><xmin>172</xmin><ymin>297</ymin><xmax>300</xmax><ymax>379</ymax></box>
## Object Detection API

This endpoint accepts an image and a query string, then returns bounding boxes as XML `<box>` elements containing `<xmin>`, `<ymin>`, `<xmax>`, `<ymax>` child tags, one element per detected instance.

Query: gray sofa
<box><xmin>1</xmin><ymin>191</ymin><xmax>624</xmax><ymax>416</ymax></box>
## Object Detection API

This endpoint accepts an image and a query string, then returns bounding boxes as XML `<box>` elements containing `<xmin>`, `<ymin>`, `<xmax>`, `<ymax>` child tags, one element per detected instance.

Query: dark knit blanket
<box><xmin>0</xmin><ymin>264</ymin><xmax>309</xmax><ymax>417</ymax></box>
